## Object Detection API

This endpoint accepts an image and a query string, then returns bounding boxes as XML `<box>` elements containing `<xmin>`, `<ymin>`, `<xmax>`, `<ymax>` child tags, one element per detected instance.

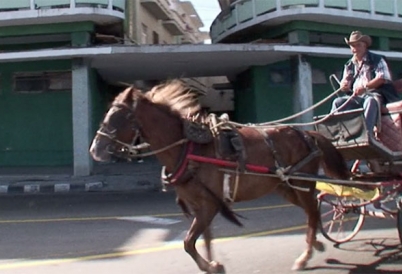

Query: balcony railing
<box><xmin>0</xmin><ymin>0</ymin><xmax>125</xmax><ymax>26</ymax></box>
<box><xmin>0</xmin><ymin>0</ymin><xmax>125</xmax><ymax>11</ymax></box>
<box><xmin>211</xmin><ymin>0</ymin><xmax>402</xmax><ymax>43</ymax></box>
<box><xmin>141</xmin><ymin>0</ymin><xmax>171</xmax><ymax>20</ymax></box>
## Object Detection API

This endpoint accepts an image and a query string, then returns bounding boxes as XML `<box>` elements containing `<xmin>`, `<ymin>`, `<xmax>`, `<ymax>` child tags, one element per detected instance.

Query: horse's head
<box><xmin>90</xmin><ymin>80</ymin><xmax>201</xmax><ymax>162</ymax></box>
<box><xmin>90</xmin><ymin>87</ymin><xmax>141</xmax><ymax>162</ymax></box>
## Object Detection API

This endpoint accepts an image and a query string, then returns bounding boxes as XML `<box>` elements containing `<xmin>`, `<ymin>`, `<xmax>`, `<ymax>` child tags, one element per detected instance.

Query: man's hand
<box><xmin>340</xmin><ymin>80</ymin><xmax>351</xmax><ymax>91</ymax></box>
<box><xmin>353</xmin><ymin>85</ymin><xmax>366</xmax><ymax>96</ymax></box>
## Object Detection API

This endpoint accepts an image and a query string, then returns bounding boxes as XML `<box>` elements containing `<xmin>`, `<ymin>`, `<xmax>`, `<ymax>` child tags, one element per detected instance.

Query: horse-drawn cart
<box><xmin>314</xmin><ymin>91</ymin><xmax>402</xmax><ymax>245</ymax></box>
<box><xmin>90</xmin><ymin>78</ymin><xmax>402</xmax><ymax>272</ymax></box>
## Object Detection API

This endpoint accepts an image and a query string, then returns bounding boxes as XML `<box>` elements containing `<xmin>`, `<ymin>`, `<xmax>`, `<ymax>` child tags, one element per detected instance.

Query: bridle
<box><xmin>95</xmin><ymin>102</ymin><xmax>142</xmax><ymax>158</ymax></box>
<box><xmin>96</xmin><ymin>129</ymin><xmax>142</xmax><ymax>157</ymax></box>
<box><xmin>96</xmin><ymin>102</ymin><xmax>188</xmax><ymax>159</ymax></box>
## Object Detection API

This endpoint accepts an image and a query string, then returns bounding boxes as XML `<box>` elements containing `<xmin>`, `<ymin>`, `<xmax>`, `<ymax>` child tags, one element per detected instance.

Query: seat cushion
<box><xmin>378</xmin><ymin>113</ymin><xmax>402</xmax><ymax>151</ymax></box>
<box><xmin>382</xmin><ymin>100</ymin><xmax>402</xmax><ymax>113</ymax></box>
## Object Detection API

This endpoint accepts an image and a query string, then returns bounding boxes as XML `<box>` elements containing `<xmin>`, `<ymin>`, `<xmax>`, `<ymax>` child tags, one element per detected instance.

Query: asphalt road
<box><xmin>0</xmin><ymin>191</ymin><xmax>401</xmax><ymax>274</ymax></box>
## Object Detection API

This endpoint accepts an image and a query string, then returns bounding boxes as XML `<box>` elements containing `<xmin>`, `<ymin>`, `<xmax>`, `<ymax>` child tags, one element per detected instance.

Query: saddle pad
<box><xmin>378</xmin><ymin>113</ymin><xmax>402</xmax><ymax>151</ymax></box>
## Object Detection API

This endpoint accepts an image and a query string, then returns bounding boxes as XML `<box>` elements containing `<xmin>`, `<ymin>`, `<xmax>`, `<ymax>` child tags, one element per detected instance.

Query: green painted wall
<box><xmin>234</xmin><ymin>61</ymin><xmax>294</xmax><ymax>123</ymax></box>
<box><xmin>90</xmin><ymin>71</ymin><xmax>108</xmax><ymax>137</ymax></box>
<box><xmin>233</xmin><ymin>70</ymin><xmax>256</xmax><ymax>123</ymax></box>
<box><xmin>252</xmin><ymin>63</ymin><xmax>293</xmax><ymax>123</ymax></box>
<box><xmin>0</xmin><ymin>60</ymin><xmax>72</xmax><ymax>166</ymax></box>
<box><xmin>0</xmin><ymin>60</ymin><xmax>105</xmax><ymax>167</ymax></box>
<box><xmin>0</xmin><ymin>22</ymin><xmax>94</xmax><ymax>52</ymax></box>
<box><xmin>0</xmin><ymin>22</ymin><xmax>94</xmax><ymax>38</ymax></box>
<box><xmin>0</xmin><ymin>21</ymin><xmax>106</xmax><ymax>167</ymax></box>
<box><xmin>307</xmin><ymin>56</ymin><xmax>348</xmax><ymax>116</ymax></box>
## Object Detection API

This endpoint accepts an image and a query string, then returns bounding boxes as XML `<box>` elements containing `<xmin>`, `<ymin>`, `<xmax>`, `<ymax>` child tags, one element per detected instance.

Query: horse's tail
<box><xmin>308</xmin><ymin>131</ymin><xmax>351</xmax><ymax>180</ymax></box>
<box><xmin>197</xmin><ymin>180</ymin><xmax>243</xmax><ymax>227</ymax></box>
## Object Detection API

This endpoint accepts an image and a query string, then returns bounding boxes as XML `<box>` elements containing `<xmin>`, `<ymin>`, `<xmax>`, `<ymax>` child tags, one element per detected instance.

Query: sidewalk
<box><xmin>0</xmin><ymin>161</ymin><xmax>163</xmax><ymax>195</ymax></box>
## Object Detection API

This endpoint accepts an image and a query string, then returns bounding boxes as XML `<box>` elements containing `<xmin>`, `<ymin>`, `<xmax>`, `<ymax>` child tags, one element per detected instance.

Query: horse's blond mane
<box><xmin>146</xmin><ymin>80</ymin><xmax>201</xmax><ymax>117</ymax></box>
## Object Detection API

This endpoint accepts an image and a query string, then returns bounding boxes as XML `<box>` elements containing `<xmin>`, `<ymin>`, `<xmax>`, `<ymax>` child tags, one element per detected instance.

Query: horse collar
<box><xmin>161</xmin><ymin>141</ymin><xmax>194</xmax><ymax>186</ymax></box>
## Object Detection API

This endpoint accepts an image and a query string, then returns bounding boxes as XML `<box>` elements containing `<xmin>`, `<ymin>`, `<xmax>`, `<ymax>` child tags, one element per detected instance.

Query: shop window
<box><xmin>13</xmin><ymin>71</ymin><xmax>72</xmax><ymax>93</ymax></box>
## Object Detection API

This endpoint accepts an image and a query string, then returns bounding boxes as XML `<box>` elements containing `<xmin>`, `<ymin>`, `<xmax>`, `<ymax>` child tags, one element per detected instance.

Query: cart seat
<box><xmin>314</xmin><ymin>109</ymin><xmax>402</xmax><ymax>161</ymax></box>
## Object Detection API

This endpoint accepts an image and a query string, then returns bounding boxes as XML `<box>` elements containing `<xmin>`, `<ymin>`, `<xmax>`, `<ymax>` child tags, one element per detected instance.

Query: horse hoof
<box><xmin>208</xmin><ymin>261</ymin><xmax>226</xmax><ymax>273</ymax></box>
<box><xmin>313</xmin><ymin>240</ymin><xmax>325</xmax><ymax>252</ymax></box>
<box><xmin>291</xmin><ymin>261</ymin><xmax>307</xmax><ymax>271</ymax></box>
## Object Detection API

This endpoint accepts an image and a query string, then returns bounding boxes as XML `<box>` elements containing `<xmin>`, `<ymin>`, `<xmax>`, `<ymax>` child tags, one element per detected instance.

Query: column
<box><xmin>293</xmin><ymin>55</ymin><xmax>313</xmax><ymax>130</ymax></box>
<box><xmin>72</xmin><ymin>58</ymin><xmax>92</xmax><ymax>176</ymax></box>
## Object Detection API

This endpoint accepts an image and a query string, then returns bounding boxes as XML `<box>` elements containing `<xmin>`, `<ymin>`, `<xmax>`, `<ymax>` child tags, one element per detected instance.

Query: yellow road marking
<box><xmin>0</xmin><ymin>204</ymin><xmax>293</xmax><ymax>224</ymax></box>
<box><xmin>0</xmin><ymin>223</ymin><xmax>306</xmax><ymax>270</ymax></box>
<box><xmin>0</xmin><ymin>203</ymin><xmax>296</xmax><ymax>270</ymax></box>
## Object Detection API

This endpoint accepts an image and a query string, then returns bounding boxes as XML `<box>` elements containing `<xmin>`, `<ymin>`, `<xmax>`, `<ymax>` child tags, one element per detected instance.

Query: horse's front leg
<box><xmin>184</xmin><ymin>210</ymin><xmax>223</xmax><ymax>273</ymax></box>
<box><xmin>292</xmin><ymin>188</ymin><xmax>324</xmax><ymax>271</ymax></box>
<box><xmin>203</xmin><ymin>226</ymin><xmax>213</xmax><ymax>261</ymax></box>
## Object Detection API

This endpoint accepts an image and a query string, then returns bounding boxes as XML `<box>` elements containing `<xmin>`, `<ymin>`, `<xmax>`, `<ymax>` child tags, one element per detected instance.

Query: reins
<box><xmin>210</xmin><ymin>76</ymin><xmax>357</xmax><ymax>130</ymax></box>
<box><xmin>134</xmin><ymin>139</ymin><xmax>188</xmax><ymax>158</ymax></box>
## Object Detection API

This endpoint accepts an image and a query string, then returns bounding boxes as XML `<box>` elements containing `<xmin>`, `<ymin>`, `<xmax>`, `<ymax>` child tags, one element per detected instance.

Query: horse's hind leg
<box><xmin>184</xmin><ymin>208</ymin><xmax>224</xmax><ymax>273</ymax></box>
<box><xmin>292</xmin><ymin>187</ymin><xmax>323</xmax><ymax>271</ymax></box>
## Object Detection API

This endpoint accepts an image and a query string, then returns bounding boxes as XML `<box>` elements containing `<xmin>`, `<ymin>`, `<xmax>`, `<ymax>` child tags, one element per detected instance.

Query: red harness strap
<box><xmin>165</xmin><ymin>143</ymin><xmax>272</xmax><ymax>186</ymax></box>
<box><xmin>187</xmin><ymin>154</ymin><xmax>270</xmax><ymax>173</ymax></box>
<box><xmin>164</xmin><ymin>142</ymin><xmax>194</xmax><ymax>184</ymax></box>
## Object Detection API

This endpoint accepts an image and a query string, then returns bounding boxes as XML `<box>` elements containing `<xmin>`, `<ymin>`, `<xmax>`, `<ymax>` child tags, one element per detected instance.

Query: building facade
<box><xmin>127</xmin><ymin>0</ymin><xmax>208</xmax><ymax>45</ymax></box>
<box><xmin>0</xmin><ymin>0</ymin><xmax>216</xmax><ymax>174</ymax></box>
<box><xmin>4</xmin><ymin>0</ymin><xmax>402</xmax><ymax>179</ymax></box>
<box><xmin>213</xmin><ymin>0</ymin><xmax>402</xmax><ymax>124</ymax></box>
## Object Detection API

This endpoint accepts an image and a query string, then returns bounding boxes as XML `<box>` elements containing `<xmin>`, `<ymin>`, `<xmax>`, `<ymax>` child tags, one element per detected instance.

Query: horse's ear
<box><xmin>120</xmin><ymin>86</ymin><xmax>140</xmax><ymax>104</ymax></box>
<box><xmin>131</xmin><ymin>87</ymin><xmax>145</xmax><ymax>104</ymax></box>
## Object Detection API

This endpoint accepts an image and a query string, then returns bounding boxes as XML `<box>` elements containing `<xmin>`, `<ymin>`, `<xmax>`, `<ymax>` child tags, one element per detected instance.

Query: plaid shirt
<box><xmin>341</xmin><ymin>52</ymin><xmax>392</xmax><ymax>91</ymax></box>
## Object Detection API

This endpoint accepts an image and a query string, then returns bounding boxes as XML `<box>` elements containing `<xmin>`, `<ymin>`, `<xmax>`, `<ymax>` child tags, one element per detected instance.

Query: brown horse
<box><xmin>89</xmin><ymin>80</ymin><xmax>350</xmax><ymax>273</ymax></box>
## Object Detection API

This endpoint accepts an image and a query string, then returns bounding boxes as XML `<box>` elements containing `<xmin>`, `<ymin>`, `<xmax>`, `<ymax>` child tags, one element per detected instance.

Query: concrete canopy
<box><xmin>91</xmin><ymin>44</ymin><xmax>295</xmax><ymax>82</ymax></box>
<box><xmin>3</xmin><ymin>43</ymin><xmax>402</xmax><ymax>83</ymax></box>
<box><xmin>90</xmin><ymin>44</ymin><xmax>402</xmax><ymax>82</ymax></box>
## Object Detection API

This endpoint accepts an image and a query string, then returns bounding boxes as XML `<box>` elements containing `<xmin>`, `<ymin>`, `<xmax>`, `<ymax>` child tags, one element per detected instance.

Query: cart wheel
<box><xmin>318</xmin><ymin>194</ymin><xmax>365</xmax><ymax>243</ymax></box>
<box><xmin>397</xmin><ymin>201</ymin><xmax>402</xmax><ymax>245</ymax></box>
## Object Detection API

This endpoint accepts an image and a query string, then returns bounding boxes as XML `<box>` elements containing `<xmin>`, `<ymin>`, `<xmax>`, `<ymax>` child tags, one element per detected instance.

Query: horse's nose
<box><xmin>89</xmin><ymin>137</ymin><xmax>112</xmax><ymax>162</ymax></box>
<box><xmin>89</xmin><ymin>137</ymin><xmax>100</xmax><ymax>159</ymax></box>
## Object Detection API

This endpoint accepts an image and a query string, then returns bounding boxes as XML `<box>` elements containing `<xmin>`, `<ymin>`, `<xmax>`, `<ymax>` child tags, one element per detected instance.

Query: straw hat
<box><xmin>344</xmin><ymin>31</ymin><xmax>372</xmax><ymax>47</ymax></box>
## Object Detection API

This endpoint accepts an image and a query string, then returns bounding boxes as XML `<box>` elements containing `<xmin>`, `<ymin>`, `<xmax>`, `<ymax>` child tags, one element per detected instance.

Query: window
<box><xmin>13</xmin><ymin>71</ymin><xmax>72</xmax><ymax>93</ymax></box>
<box><xmin>141</xmin><ymin>24</ymin><xmax>148</xmax><ymax>44</ymax></box>
<box><xmin>152</xmin><ymin>31</ymin><xmax>159</xmax><ymax>44</ymax></box>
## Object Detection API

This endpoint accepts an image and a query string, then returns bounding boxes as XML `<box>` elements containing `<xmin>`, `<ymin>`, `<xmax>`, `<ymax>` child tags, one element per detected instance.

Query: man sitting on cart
<box><xmin>331</xmin><ymin>30</ymin><xmax>400</xmax><ymax>138</ymax></box>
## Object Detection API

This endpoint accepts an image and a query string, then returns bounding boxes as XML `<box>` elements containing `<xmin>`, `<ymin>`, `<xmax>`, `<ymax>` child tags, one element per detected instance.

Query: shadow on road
<box><xmin>308</xmin><ymin>237</ymin><xmax>402</xmax><ymax>273</ymax></box>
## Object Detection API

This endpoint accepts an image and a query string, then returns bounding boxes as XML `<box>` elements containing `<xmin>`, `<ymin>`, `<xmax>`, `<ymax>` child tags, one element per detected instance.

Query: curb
<box><xmin>0</xmin><ymin>182</ymin><xmax>104</xmax><ymax>195</ymax></box>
